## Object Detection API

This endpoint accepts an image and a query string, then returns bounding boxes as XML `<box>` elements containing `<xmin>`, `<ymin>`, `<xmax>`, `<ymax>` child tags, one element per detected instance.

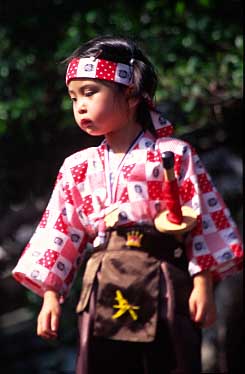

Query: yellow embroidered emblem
<box><xmin>112</xmin><ymin>290</ymin><xmax>140</xmax><ymax>321</ymax></box>
<box><xmin>126</xmin><ymin>230</ymin><xmax>143</xmax><ymax>247</ymax></box>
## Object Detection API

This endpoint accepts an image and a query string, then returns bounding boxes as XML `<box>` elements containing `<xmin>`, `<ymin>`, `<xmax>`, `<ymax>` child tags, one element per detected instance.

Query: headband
<box><xmin>66</xmin><ymin>57</ymin><xmax>133</xmax><ymax>86</ymax></box>
<box><xmin>66</xmin><ymin>57</ymin><xmax>174</xmax><ymax>138</ymax></box>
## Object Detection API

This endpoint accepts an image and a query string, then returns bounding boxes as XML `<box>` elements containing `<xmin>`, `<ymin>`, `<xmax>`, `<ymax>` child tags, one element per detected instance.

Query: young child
<box><xmin>12</xmin><ymin>36</ymin><xmax>243</xmax><ymax>374</ymax></box>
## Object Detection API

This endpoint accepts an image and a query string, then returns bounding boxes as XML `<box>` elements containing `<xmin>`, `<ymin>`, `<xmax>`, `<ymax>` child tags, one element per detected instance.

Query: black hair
<box><xmin>65</xmin><ymin>35</ymin><xmax>158</xmax><ymax>134</ymax></box>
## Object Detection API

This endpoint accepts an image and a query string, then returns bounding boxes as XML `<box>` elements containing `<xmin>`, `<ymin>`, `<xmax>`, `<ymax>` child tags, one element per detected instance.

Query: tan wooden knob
<box><xmin>154</xmin><ymin>205</ymin><xmax>197</xmax><ymax>234</ymax></box>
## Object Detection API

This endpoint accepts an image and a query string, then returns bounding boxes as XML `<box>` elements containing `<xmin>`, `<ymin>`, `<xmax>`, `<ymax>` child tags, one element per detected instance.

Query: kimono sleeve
<box><xmin>176</xmin><ymin>143</ymin><xmax>243</xmax><ymax>281</ymax></box>
<box><xmin>12</xmin><ymin>160</ymin><xmax>88</xmax><ymax>298</ymax></box>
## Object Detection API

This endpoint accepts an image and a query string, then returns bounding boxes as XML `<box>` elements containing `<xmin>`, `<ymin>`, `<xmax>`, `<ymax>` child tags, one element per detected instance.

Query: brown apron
<box><xmin>76</xmin><ymin>228</ymin><xmax>192</xmax><ymax>343</ymax></box>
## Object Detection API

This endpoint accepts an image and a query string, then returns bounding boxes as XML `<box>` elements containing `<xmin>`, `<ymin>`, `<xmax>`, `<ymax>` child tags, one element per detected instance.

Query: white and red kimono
<box><xmin>12</xmin><ymin>116</ymin><xmax>243</xmax><ymax>300</ymax></box>
<box><xmin>12</xmin><ymin>113</ymin><xmax>243</xmax><ymax>373</ymax></box>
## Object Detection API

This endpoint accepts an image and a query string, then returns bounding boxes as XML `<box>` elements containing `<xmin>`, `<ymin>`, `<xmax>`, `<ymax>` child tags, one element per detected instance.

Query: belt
<box><xmin>95</xmin><ymin>225</ymin><xmax>189</xmax><ymax>268</ymax></box>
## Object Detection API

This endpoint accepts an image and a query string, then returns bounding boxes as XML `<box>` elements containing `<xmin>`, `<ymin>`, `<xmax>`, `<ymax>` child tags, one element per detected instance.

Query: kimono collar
<box><xmin>99</xmin><ymin>110</ymin><xmax>174</xmax><ymax>153</ymax></box>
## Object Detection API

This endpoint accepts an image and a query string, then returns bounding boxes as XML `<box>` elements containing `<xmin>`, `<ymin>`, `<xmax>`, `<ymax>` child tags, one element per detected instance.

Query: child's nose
<box><xmin>78</xmin><ymin>100</ymin><xmax>87</xmax><ymax>114</ymax></box>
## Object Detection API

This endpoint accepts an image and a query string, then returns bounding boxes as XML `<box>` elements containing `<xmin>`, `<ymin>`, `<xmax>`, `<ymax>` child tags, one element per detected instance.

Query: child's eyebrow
<box><xmin>68</xmin><ymin>83</ymin><xmax>98</xmax><ymax>95</ymax></box>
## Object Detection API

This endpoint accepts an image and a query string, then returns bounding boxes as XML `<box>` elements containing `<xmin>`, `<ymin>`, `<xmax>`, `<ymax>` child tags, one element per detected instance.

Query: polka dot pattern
<box><xmin>71</xmin><ymin>161</ymin><xmax>88</xmax><ymax>184</ymax></box>
<box><xmin>119</xmin><ymin>187</ymin><xmax>129</xmax><ymax>203</ymax></box>
<box><xmin>97</xmin><ymin>145</ymin><xmax>105</xmax><ymax>166</ymax></box>
<box><xmin>179</xmin><ymin>178</ymin><xmax>195</xmax><ymax>203</ymax></box>
<box><xmin>198</xmin><ymin>173</ymin><xmax>213</xmax><ymax>193</ymax></box>
<box><xmin>211</xmin><ymin>210</ymin><xmax>230</xmax><ymax>230</ymax></box>
<box><xmin>37</xmin><ymin>249</ymin><xmax>59</xmax><ymax>270</ymax></box>
<box><xmin>12</xmin><ymin>129</ymin><xmax>243</xmax><ymax>299</ymax></box>
<box><xmin>147</xmin><ymin>150</ymin><xmax>161</xmax><ymax>162</ymax></box>
<box><xmin>197</xmin><ymin>254</ymin><xmax>218</xmax><ymax>269</ymax></box>
<box><xmin>81</xmin><ymin>195</ymin><xmax>94</xmax><ymax>215</ymax></box>
<box><xmin>66</xmin><ymin>58</ymin><xmax>132</xmax><ymax>86</ymax></box>
<box><xmin>54</xmin><ymin>214</ymin><xmax>68</xmax><ymax>234</ymax></box>
<box><xmin>96</xmin><ymin>60</ymin><xmax>116</xmax><ymax>81</ymax></box>
<box><xmin>174</xmin><ymin>154</ymin><xmax>182</xmax><ymax>176</ymax></box>
<box><xmin>147</xmin><ymin>181</ymin><xmax>164</xmax><ymax>200</ymax></box>
<box><xmin>122</xmin><ymin>164</ymin><xmax>136</xmax><ymax>179</ymax></box>
<box><xmin>39</xmin><ymin>210</ymin><xmax>49</xmax><ymax>228</ymax></box>
<box><xmin>156</xmin><ymin>125</ymin><xmax>173</xmax><ymax>138</ymax></box>
<box><xmin>63</xmin><ymin>184</ymin><xmax>74</xmax><ymax>205</ymax></box>
<box><xmin>66</xmin><ymin>58</ymin><xmax>80</xmax><ymax>85</ymax></box>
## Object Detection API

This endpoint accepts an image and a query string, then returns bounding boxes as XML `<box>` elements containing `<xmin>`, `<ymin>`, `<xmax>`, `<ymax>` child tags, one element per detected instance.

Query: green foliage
<box><xmin>0</xmin><ymin>0</ymin><xmax>243</xmax><ymax>206</ymax></box>
<box><xmin>0</xmin><ymin>0</ymin><xmax>242</xmax><ymax>138</ymax></box>
<box><xmin>0</xmin><ymin>0</ymin><xmax>242</xmax><ymax>142</ymax></box>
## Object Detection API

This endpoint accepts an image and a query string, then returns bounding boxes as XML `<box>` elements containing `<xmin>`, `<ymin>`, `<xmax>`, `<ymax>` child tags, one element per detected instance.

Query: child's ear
<box><xmin>125</xmin><ymin>85</ymin><xmax>140</xmax><ymax>109</ymax></box>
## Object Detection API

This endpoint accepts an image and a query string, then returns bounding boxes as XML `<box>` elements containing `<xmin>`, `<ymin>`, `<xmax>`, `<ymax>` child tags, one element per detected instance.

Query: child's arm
<box><xmin>189</xmin><ymin>270</ymin><xmax>216</xmax><ymax>328</ymax></box>
<box><xmin>37</xmin><ymin>290</ymin><xmax>61</xmax><ymax>340</ymax></box>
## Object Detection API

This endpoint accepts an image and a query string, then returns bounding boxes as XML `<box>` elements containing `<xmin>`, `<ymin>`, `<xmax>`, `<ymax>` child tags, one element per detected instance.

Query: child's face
<box><xmin>68</xmin><ymin>79</ymin><xmax>131</xmax><ymax>137</ymax></box>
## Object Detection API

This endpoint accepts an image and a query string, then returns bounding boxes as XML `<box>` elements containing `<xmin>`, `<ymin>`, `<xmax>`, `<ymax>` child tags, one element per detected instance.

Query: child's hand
<box><xmin>189</xmin><ymin>271</ymin><xmax>216</xmax><ymax>328</ymax></box>
<box><xmin>37</xmin><ymin>290</ymin><xmax>61</xmax><ymax>340</ymax></box>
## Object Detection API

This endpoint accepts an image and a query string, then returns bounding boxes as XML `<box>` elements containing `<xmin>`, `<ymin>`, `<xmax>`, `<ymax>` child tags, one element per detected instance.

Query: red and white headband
<box><xmin>66</xmin><ymin>57</ymin><xmax>134</xmax><ymax>86</ymax></box>
<box><xmin>66</xmin><ymin>57</ymin><xmax>174</xmax><ymax>138</ymax></box>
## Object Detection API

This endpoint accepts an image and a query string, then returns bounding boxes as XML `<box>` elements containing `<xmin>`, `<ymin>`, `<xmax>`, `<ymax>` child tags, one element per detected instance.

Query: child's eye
<box><xmin>84</xmin><ymin>90</ymin><xmax>95</xmax><ymax>97</ymax></box>
<box><xmin>70</xmin><ymin>97</ymin><xmax>77</xmax><ymax>102</ymax></box>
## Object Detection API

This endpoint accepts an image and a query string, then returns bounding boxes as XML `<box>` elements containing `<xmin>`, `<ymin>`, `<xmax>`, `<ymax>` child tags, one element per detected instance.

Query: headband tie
<box><xmin>150</xmin><ymin>110</ymin><xmax>174</xmax><ymax>138</ymax></box>
<box><xmin>66</xmin><ymin>57</ymin><xmax>133</xmax><ymax>86</ymax></box>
